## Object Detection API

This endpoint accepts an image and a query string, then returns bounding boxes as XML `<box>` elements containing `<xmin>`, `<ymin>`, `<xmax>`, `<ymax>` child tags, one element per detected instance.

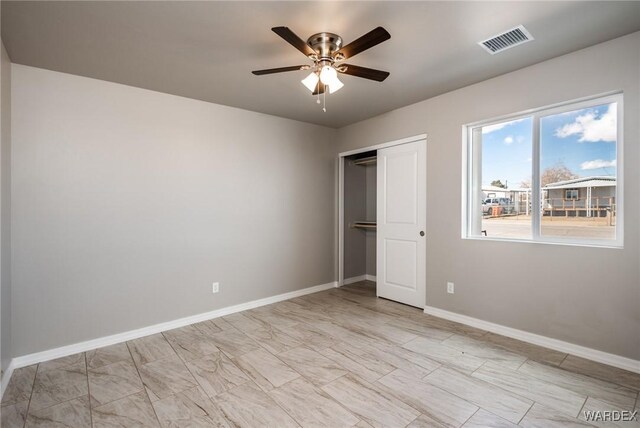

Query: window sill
<box><xmin>463</xmin><ymin>235</ymin><xmax>623</xmax><ymax>249</ymax></box>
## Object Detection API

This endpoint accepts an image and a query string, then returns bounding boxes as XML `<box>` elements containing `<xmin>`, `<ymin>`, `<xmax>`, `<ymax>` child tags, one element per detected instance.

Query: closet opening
<box><xmin>343</xmin><ymin>150</ymin><xmax>378</xmax><ymax>290</ymax></box>
<box><xmin>338</xmin><ymin>135</ymin><xmax>427</xmax><ymax>308</ymax></box>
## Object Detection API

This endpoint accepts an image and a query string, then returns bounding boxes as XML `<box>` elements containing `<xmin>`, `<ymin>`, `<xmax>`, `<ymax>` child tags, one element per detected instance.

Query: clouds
<box><xmin>504</xmin><ymin>136</ymin><xmax>514</xmax><ymax>145</ymax></box>
<box><xmin>482</xmin><ymin>118</ymin><xmax>526</xmax><ymax>134</ymax></box>
<box><xmin>580</xmin><ymin>159</ymin><xmax>616</xmax><ymax>170</ymax></box>
<box><xmin>555</xmin><ymin>103</ymin><xmax>617</xmax><ymax>142</ymax></box>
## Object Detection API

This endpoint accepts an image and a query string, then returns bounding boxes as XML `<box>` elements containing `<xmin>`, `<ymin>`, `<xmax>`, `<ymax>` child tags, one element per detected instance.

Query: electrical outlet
<box><xmin>447</xmin><ymin>282</ymin><xmax>454</xmax><ymax>294</ymax></box>
<box><xmin>212</xmin><ymin>282</ymin><xmax>220</xmax><ymax>294</ymax></box>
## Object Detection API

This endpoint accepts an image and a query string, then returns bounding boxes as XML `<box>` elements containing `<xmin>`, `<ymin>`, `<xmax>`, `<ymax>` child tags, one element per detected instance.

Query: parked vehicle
<box><xmin>482</xmin><ymin>198</ymin><xmax>514</xmax><ymax>215</ymax></box>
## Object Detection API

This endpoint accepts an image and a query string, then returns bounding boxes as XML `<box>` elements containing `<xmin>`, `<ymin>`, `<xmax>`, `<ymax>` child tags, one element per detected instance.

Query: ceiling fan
<box><xmin>252</xmin><ymin>26</ymin><xmax>391</xmax><ymax>98</ymax></box>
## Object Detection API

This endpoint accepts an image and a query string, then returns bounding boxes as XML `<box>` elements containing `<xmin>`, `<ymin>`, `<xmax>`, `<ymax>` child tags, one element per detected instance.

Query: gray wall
<box><xmin>365</xmin><ymin>165</ymin><xmax>376</xmax><ymax>277</ymax></box>
<box><xmin>337</xmin><ymin>32</ymin><xmax>640</xmax><ymax>360</ymax></box>
<box><xmin>343</xmin><ymin>156</ymin><xmax>366</xmax><ymax>279</ymax></box>
<box><xmin>11</xmin><ymin>65</ymin><xmax>337</xmax><ymax>356</ymax></box>
<box><xmin>343</xmin><ymin>158</ymin><xmax>376</xmax><ymax>280</ymax></box>
<box><xmin>1</xmin><ymin>42</ymin><xmax>11</xmax><ymax>373</ymax></box>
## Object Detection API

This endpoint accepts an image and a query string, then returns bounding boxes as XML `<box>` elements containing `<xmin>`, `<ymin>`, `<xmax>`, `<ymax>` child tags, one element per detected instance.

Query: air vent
<box><xmin>479</xmin><ymin>25</ymin><xmax>533</xmax><ymax>54</ymax></box>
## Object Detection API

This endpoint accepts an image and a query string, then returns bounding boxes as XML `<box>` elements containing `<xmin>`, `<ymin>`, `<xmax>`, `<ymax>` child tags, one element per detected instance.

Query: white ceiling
<box><xmin>2</xmin><ymin>1</ymin><xmax>640</xmax><ymax>128</ymax></box>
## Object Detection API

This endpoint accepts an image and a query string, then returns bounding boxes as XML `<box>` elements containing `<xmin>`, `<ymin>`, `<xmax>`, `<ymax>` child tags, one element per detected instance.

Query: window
<box><xmin>465</xmin><ymin>94</ymin><xmax>622</xmax><ymax>247</ymax></box>
<box><xmin>565</xmin><ymin>189</ymin><xmax>579</xmax><ymax>200</ymax></box>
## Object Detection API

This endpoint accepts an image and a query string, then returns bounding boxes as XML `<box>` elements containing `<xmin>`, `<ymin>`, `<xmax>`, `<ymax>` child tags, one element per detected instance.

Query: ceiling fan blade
<box><xmin>339</xmin><ymin>64</ymin><xmax>390</xmax><ymax>82</ymax></box>
<box><xmin>252</xmin><ymin>65</ymin><xmax>307</xmax><ymax>75</ymax></box>
<box><xmin>335</xmin><ymin>27</ymin><xmax>390</xmax><ymax>60</ymax></box>
<box><xmin>312</xmin><ymin>81</ymin><xmax>326</xmax><ymax>95</ymax></box>
<box><xmin>272</xmin><ymin>27</ymin><xmax>316</xmax><ymax>57</ymax></box>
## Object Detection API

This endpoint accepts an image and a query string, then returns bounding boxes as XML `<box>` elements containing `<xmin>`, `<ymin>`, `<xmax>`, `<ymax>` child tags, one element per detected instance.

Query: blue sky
<box><xmin>481</xmin><ymin>103</ymin><xmax>617</xmax><ymax>187</ymax></box>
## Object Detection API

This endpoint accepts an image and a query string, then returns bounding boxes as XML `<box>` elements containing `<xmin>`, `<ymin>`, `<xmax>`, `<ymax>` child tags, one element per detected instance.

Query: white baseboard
<box><xmin>342</xmin><ymin>275</ymin><xmax>366</xmax><ymax>285</ymax></box>
<box><xmin>0</xmin><ymin>360</ymin><xmax>16</xmax><ymax>399</ymax></box>
<box><xmin>9</xmin><ymin>281</ymin><xmax>337</xmax><ymax>372</ymax></box>
<box><xmin>342</xmin><ymin>275</ymin><xmax>376</xmax><ymax>286</ymax></box>
<box><xmin>424</xmin><ymin>305</ymin><xmax>640</xmax><ymax>374</ymax></box>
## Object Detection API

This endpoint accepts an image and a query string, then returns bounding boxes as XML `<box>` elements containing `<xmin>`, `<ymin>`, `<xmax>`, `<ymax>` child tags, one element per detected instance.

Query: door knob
<box><xmin>420</xmin><ymin>231</ymin><xmax>425</xmax><ymax>237</ymax></box>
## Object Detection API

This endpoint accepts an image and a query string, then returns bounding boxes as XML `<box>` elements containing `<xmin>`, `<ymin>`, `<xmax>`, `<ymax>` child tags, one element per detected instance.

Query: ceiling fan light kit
<box><xmin>252</xmin><ymin>26</ymin><xmax>391</xmax><ymax>110</ymax></box>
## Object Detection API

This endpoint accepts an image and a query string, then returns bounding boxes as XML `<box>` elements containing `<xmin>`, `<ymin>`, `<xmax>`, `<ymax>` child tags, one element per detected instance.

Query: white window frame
<box><xmin>565</xmin><ymin>189</ymin><xmax>579</xmax><ymax>200</ymax></box>
<box><xmin>462</xmin><ymin>92</ymin><xmax>623</xmax><ymax>248</ymax></box>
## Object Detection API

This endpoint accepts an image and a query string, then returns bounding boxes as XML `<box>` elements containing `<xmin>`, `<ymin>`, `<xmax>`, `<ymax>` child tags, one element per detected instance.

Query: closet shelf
<box><xmin>351</xmin><ymin>221</ymin><xmax>377</xmax><ymax>230</ymax></box>
<box><xmin>352</xmin><ymin>156</ymin><xmax>377</xmax><ymax>166</ymax></box>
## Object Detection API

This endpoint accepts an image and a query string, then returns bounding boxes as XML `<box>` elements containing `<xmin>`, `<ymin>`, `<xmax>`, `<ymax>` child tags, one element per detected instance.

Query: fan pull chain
<box><xmin>316</xmin><ymin>81</ymin><xmax>321</xmax><ymax>105</ymax></box>
<box><xmin>323</xmin><ymin>89</ymin><xmax>326</xmax><ymax>113</ymax></box>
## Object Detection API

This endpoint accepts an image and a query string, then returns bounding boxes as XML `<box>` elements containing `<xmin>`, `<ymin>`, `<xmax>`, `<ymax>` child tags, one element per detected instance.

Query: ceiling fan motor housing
<box><xmin>307</xmin><ymin>32</ymin><xmax>342</xmax><ymax>62</ymax></box>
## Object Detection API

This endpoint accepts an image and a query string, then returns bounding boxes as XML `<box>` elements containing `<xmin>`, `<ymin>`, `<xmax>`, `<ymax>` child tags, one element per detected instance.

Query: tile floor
<box><xmin>1</xmin><ymin>281</ymin><xmax>639</xmax><ymax>427</ymax></box>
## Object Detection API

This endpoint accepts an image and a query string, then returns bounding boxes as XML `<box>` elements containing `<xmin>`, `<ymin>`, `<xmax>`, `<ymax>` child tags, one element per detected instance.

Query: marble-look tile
<box><xmin>356</xmin><ymin>340</ymin><xmax>440</xmax><ymax>378</ymax></box>
<box><xmin>406</xmin><ymin>414</ymin><xmax>445</xmax><ymax>428</ymax></box>
<box><xmin>9</xmin><ymin>284</ymin><xmax>639</xmax><ymax>428</ymax></box>
<box><xmin>87</xmin><ymin>343</ymin><xmax>133</xmax><ymax>369</ymax></box>
<box><xmin>561</xmin><ymin>355</ymin><xmax>640</xmax><ymax>391</ymax></box>
<box><xmin>318</xmin><ymin>344</ymin><xmax>395</xmax><ymax>383</ymax></box>
<box><xmin>26</xmin><ymin>395</ymin><xmax>91</xmax><ymax>427</ymax></box>
<box><xmin>472</xmin><ymin>362</ymin><xmax>586</xmax><ymax>417</ymax></box>
<box><xmin>208</xmin><ymin>329</ymin><xmax>261</xmax><ymax>358</ymax></box>
<box><xmin>320</xmin><ymin>302</ymin><xmax>396</xmax><ymax>326</ymax></box>
<box><xmin>224</xmin><ymin>313</ymin><xmax>301</xmax><ymax>354</ymax></box>
<box><xmin>482</xmin><ymin>333</ymin><xmax>567</xmax><ymax>366</ymax></box>
<box><xmin>383</xmin><ymin>317</ymin><xmax>455</xmax><ymax>341</ymax></box>
<box><xmin>321</xmin><ymin>374</ymin><xmax>420</xmax><ymax>428</ymax></box>
<box><xmin>192</xmin><ymin>318</ymin><xmax>235</xmax><ymax>336</ymax></box>
<box><xmin>1</xmin><ymin>400</ymin><xmax>29</xmax><ymax>428</ymax></box>
<box><xmin>269</xmin><ymin>377</ymin><xmax>360</xmax><ymax>427</ymax></box>
<box><xmin>1</xmin><ymin>365</ymin><xmax>37</xmax><ymax>406</ymax></box>
<box><xmin>278</xmin><ymin>346</ymin><xmax>348</xmax><ymax>385</ymax></box>
<box><xmin>403</xmin><ymin>337</ymin><xmax>486</xmax><ymax>374</ymax></box>
<box><xmin>244</xmin><ymin>306</ymin><xmax>301</xmax><ymax>329</ymax></box>
<box><xmin>92</xmin><ymin>390</ymin><xmax>160</xmax><ymax>427</ymax></box>
<box><xmin>246</xmin><ymin>327</ymin><xmax>303</xmax><ymax>355</ymax></box>
<box><xmin>234</xmin><ymin>348</ymin><xmax>299</xmax><ymax>392</ymax></box>
<box><xmin>29</xmin><ymin>361</ymin><xmax>88</xmax><ymax>411</ymax></box>
<box><xmin>518</xmin><ymin>360</ymin><xmax>637</xmax><ymax>410</ymax></box>
<box><xmin>215</xmin><ymin>382</ymin><xmax>298</xmax><ymax>428</ymax></box>
<box><xmin>424</xmin><ymin>366</ymin><xmax>532</xmax><ymax>423</ymax></box>
<box><xmin>519</xmin><ymin>402</ymin><xmax>595</xmax><ymax>427</ymax></box>
<box><xmin>462</xmin><ymin>409</ymin><xmax>519</xmax><ymax>427</ymax></box>
<box><xmin>152</xmin><ymin>386</ymin><xmax>231</xmax><ymax>427</ymax></box>
<box><xmin>336</xmin><ymin>319</ymin><xmax>419</xmax><ymax>346</ymax></box>
<box><xmin>440</xmin><ymin>334</ymin><xmax>527</xmax><ymax>370</ymax></box>
<box><xmin>272</xmin><ymin>301</ymin><xmax>334</xmax><ymax>325</ymax></box>
<box><xmin>185</xmin><ymin>352</ymin><xmax>249</xmax><ymax>398</ymax></box>
<box><xmin>376</xmin><ymin>369</ymin><xmax>478</xmax><ymax>427</ymax></box>
<box><xmin>355</xmin><ymin>296</ymin><xmax>425</xmax><ymax>323</ymax></box>
<box><xmin>89</xmin><ymin>360</ymin><xmax>144</xmax><ymax>407</ymax></box>
<box><xmin>138</xmin><ymin>355</ymin><xmax>198</xmax><ymax>402</ymax></box>
<box><xmin>128</xmin><ymin>334</ymin><xmax>176</xmax><ymax>367</ymax></box>
<box><xmin>421</xmin><ymin>315</ymin><xmax>488</xmax><ymax>339</ymax></box>
<box><xmin>162</xmin><ymin>325</ymin><xmax>220</xmax><ymax>362</ymax></box>
<box><xmin>37</xmin><ymin>353</ymin><xmax>86</xmax><ymax>372</ymax></box>
<box><xmin>223</xmin><ymin>312</ymin><xmax>264</xmax><ymax>331</ymax></box>
<box><xmin>311</xmin><ymin>320</ymin><xmax>378</xmax><ymax>350</ymax></box>
<box><xmin>274</xmin><ymin>322</ymin><xmax>340</xmax><ymax>351</ymax></box>
<box><xmin>578</xmin><ymin>397</ymin><xmax>640</xmax><ymax>428</ymax></box>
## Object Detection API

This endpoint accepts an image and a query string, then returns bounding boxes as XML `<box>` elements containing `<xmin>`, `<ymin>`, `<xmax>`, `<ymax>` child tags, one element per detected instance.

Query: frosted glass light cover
<box><xmin>301</xmin><ymin>72</ymin><xmax>319</xmax><ymax>92</ymax></box>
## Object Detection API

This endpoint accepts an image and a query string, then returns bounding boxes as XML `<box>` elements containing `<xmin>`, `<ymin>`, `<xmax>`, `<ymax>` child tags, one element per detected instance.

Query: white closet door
<box><xmin>377</xmin><ymin>139</ymin><xmax>426</xmax><ymax>308</ymax></box>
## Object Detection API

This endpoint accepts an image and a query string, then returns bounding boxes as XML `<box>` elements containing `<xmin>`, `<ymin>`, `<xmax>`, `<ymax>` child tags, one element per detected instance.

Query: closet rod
<box><xmin>350</xmin><ymin>221</ymin><xmax>377</xmax><ymax>230</ymax></box>
<box><xmin>352</xmin><ymin>156</ymin><xmax>377</xmax><ymax>166</ymax></box>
